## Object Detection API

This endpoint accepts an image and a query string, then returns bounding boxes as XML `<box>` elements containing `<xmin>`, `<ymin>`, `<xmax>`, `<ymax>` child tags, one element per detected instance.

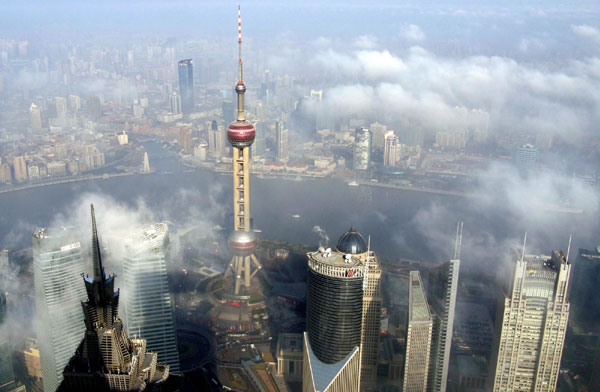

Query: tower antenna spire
<box><xmin>521</xmin><ymin>232</ymin><xmax>528</xmax><ymax>262</ymax></box>
<box><xmin>90</xmin><ymin>204</ymin><xmax>105</xmax><ymax>281</ymax></box>
<box><xmin>238</xmin><ymin>5</ymin><xmax>243</xmax><ymax>83</ymax></box>
<box><xmin>235</xmin><ymin>5</ymin><xmax>246</xmax><ymax>121</ymax></box>
<box><xmin>566</xmin><ymin>234</ymin><xmax>572</xmax><ymax>262</ymax></box>
<box><xmin>454</xmin><ymin>221</ymin><xmax>463</xmax><ymax>260</ymax></box>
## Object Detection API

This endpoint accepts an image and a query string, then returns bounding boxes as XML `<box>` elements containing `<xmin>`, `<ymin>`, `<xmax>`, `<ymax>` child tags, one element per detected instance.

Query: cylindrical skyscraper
<box><xmin>303</xmin><ymin>227</ymin><xmax>382</xmax><ymax>392</ymax></box>
<box><xmin>225</xmin><ymin>7</ymin><xmax>262</xmax><ymax>296</ymax></box>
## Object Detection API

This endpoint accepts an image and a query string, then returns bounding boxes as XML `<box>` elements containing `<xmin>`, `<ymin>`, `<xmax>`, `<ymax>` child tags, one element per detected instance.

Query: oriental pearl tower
<box><xmin>224</xmin><ymin>6</ymin><xmax>262</xmax><ymax>296</ymax></box>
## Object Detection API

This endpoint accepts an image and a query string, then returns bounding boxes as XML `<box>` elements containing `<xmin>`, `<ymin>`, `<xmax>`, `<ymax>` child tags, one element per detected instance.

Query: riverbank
<box><xmin>0</xmin><ymin>172</ymin><xmax>138</xmax><ymax>195</ymax></box>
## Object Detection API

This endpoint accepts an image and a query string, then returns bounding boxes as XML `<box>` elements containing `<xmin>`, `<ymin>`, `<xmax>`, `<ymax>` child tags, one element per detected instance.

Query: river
<box><xmin>0</xmin><ymin>141</ymin><xmax>596</xmax><ymax>266</ymax></box>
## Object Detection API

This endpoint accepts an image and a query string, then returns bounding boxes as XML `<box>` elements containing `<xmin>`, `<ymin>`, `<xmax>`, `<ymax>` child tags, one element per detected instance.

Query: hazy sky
<box><xmin>2</xmin><ymin>0</ymin><xmax>599</xmax><ymax>48</ymax></box>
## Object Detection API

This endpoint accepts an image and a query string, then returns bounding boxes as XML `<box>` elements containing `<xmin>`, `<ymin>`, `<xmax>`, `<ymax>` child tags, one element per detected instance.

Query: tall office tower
<box><xmin>33</xmin><ymin>227</ymin><xmax>87</xmax><ymax>392</ymax></box>
<box><xmin>383</xmin><ymin>131</ymin><xmax>398</xmax><ymax>167</ymax></box>
<box><xmin>177</xmin><ymin>59</ymin><xmax>194</xmax><ymax>114</ymax></box>
<box><xmin>489</xmin><ymin>249</ymin><xmax>571</xmax><ymax>392</ymax></box>
<box><xmin>222</xmin><ymin>101</ymin><xmax>234</xmax><ymax>126</ymax></box>
<box><xmin>354</xmin><ymin>127</ymin><xmax>371</xmax><ymax>170</ymax></box>
<box><xmin>29</xmin><ymin>103</ymin><xmax>42</xmax><ymax>130</ymax></box>
<box><xmin>55</xmin><ymin>97</ymin><xmax>67</xmax><ymax>116</ymax></box>
<box><xmin>177</xmin><ymin>127</ymin><xmax>192</xmax><ymax>154</ymax></box>
<box><xmin>60</xmin><ymin>206</ymin><xmax>174</xmax><ymax>391</ymax></box>
<box><xmin>68</xmin><ymin>95</ymin><xmax>81</xmax><ymax>112</ymax></box>
<box><xmin>569</xmin><ymin>246</ymin><xmax>600</xmax><ymax>331</ymax></box>
<box><xmin>423</xmin><ymin>222</ymin><xmax>462</xmax><ymax>392</ymax></box>
<box><xmin>169</xmin><ymin>92</ymin><xmax>181</xmax><ymax>115</ymax></box>
<box><xmin>427</xmin><ymin>262</ymin><xmax>460</xmax><ymax>392</ymax></box>
<box><xmin>404</xmin><ymin>271</ymin><xmax>434</xmax><ymax>392</ymax></box>
<box><xmin>122</xmin><ymin>224</ymin><xmax>180</xmax><ymax>372</ymax></box>
<box><xmin>224</xmin><ymin>7</ymin><xmax>263</xmax><ymax>296</ymax></box>
<box><xmin>513</xmin><ymin>144</ymin><xmax>539</xmax><ymax>172</ymax></box>
<box><xmin>0</xmin><ymin>291</ymin><xmax>17</xmax><ymax>391</ymax></box>
<box><xmin>276</xmin><ymin>120</ymin><xmax>289</xmax><ymax>162</ymax></box>
<box><xmin>370</xmin><ymin>122</ymin><xmax>388</xmax><ymax>149</ymax></box>
<box><xmin>303</xmin><ymin>227</ymin><xmax>381</xmax><ymax>392</ymax></box>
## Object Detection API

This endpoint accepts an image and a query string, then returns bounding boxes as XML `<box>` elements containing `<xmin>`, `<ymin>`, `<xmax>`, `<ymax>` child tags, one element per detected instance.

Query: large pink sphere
<box><xmin>228</xmin><ymin>120</ymin><xmax>255</xmax><ymax>148</ymax></box>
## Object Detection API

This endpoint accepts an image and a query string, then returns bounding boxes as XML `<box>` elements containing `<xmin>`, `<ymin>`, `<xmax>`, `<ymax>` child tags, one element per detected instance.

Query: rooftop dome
<box><xmin>336</xmin><ymin>226</ymin><xmax>367</xmax><ymax>254</ymax></box>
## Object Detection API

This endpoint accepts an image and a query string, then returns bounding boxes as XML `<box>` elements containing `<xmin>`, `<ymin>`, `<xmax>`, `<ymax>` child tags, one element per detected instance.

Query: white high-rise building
<box><xmin>68</xmin><ymin>95</ymin><xmax>81</xmax><ymax>112</ymax></box>
<box><xmin>404</xmin><ymin>271</ymin><xmax>433</xmax><ymax>392</ymax></box>
<box><xmin>276</xmin><ymin>120</ymin><xmax>289</xmax><ymax>163</ymax></box>
<box><xmin>383</xmin><ymin>131</ymin><xmax>398</xmax><ymax>167</ymax></box>
<box><xmin>489</xmin><ymin>249</ymin><xmax>571</xmax><ymax>392</ymax></box>
<box><xmin>122</xmin><ymin>223</ymin><xmax>180</xmax><ymax>372</ymax></box>
<box><xmin>33</xmin><ymin>227</ymin><xmax>87</xmax><ymax>392</ymax></box>
<box><xmin>427</xmin><ymin>259</ymin><xmax>460</xmax><ymax>392</ymax></box>
<box><xmin>55</xmin><ymin>97</ymin><xmax>67</xmax><ymax>116</ymax></box>
<box><xmin>169</xmin><ymin>92</ymin><xmax>182</xmax><ymax>115</ymax></box>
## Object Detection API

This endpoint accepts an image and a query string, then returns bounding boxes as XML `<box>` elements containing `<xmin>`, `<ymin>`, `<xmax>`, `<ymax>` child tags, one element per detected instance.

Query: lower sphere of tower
<box><xmin>228</xmin><ymin>230</ymin><xmax>258</xmax><ymax>255</ymax></box>
<box><xmin>228</xmin><ymin>121</ymin><xmax>255</xmax><ymax>148</ymax></box>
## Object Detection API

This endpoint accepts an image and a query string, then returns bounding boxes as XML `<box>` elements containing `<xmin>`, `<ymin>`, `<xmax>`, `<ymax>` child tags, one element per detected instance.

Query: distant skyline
<box><xmin>1</xmin><ymin>0</ymin><xmax>599</xmax><ymax>57</ymax></box>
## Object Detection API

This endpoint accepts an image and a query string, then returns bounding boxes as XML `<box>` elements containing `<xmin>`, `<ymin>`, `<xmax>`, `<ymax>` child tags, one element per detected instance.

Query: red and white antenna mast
<box><xmin>238</xmin><ymin>5</ymin><xmax>243</xmax><ymax>83</ymax></box>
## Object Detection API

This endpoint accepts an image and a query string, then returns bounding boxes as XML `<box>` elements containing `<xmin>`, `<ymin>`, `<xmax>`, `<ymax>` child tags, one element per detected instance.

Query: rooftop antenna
<box><xmin>566</xmin><ymin>234</ymin><xmax>572</xmax><ymax>262</ymax></box>
<box><xmin>521</xmin><ymin>232</ymin><xmax>528</xmax><ymax>262</ymax></box>
<box><xmin>363</xmin><ymin>235</ymin><xmax>371</xmax><ymax>291</ymax></box>
<box><xmin>454</xmin><ymin>221</ymin><xmax>463</xmax><ymax>260</ymax></box>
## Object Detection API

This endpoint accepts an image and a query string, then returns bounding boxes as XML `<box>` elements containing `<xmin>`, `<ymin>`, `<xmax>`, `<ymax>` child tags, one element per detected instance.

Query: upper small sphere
<box><xmin>235</xmin><ymin>83</ymin><xmax>246</xmax><ymax>94</ymax></box>
<box><xmin>336</xmin><ymin>226</ymin><xmax>367</xmax><ymax>254</ymax></box>
<box><xmin>228</xmin><ymin>120</ymin><xmax>256</xmax><ymax>148</ymax></box>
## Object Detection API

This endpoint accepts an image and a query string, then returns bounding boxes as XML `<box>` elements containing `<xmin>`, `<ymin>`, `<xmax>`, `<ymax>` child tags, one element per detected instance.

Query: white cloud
<box><xmin>354</xmin><ymin>35</ymin><xmax>378</xmax><ymax>49</ymax></box>
<box><xmin>572</xmin><ymin>24</ymin><xmax>600</xmax><ymax>43</ymax></box>
<box><xmin>306</xmin><ymin>47</ymin><xmax>600</xmax><ymax>144</ymax></box>
<box><xmin>402</xmin><ymin>24</ymin><xmax>426</xmax><ymax>42</ymax></box>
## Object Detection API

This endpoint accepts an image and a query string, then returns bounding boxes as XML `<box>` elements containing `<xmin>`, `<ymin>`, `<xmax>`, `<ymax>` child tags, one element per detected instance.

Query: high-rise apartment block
<box><xmin>489</xmin><ymin>249</ymin><xmax>571</xmax><ymax>391</ymax></box>
<box><xmin>303</xmin><ymin>227</ymin><xmax>381</xmax><ymax>392</ymax></box>
<box><xmin>222</xmin><ymin>101</ymin><xmax>234</xmax><ymax>126</ymax></box>
<box><xmin>12</xmin><ymin>156</ymin><xmax>27</xmax><ymax>182</ymax></box>
<box><xmin>370</xmin><ymin>122</ymin><xmax>387</xmax><ymax>149</ymax></box>
<box><xmin>177</xmin><ymin>59</ymin><xmax>194</xmax><ymax>114</ymax></box>
<box><xmin>383</xmin><ymin>131</ymin><xmax>398</xmax><ymax>167</ymax></box>
<box><xmin>513</xmin><ymin>144</ymin><xmax>539</xmax><ymax>171</ymax></box>
<box><xmin>30</xmin><ymin>103</ymin><xmax>42</xmax><ymax>130</ymax></box>
<box><xmin>403</xmin><ymin>271</ymin><xmax>433</xmax><ymax>392</ymax></box>
<box><xmin>68</xmin><ymin>95</ymin><xmax>81</xmax><ymax>112</ymax></box>
<box><xmin>122</xmin><ymin>224</ymin><xmax>180</xmax><ymax>372</ymax></box>
<box><xmin>55</xmin><ymin>97</ymin><xmax>67</xmax><ymax>116</ymax></box>
<box><xmin>276</xmin><ymin>120</ymin><xmax>289</xmax><ymax>163</ymax></box>
<box><xmin>354</xmin><ymin>127</ymin><xmax>371</xmax><ymax>171</ymax></box>
<box><xmin>169</xmin><ymin>92</ymin><xmax>181</xmax><ymax>116</ymax></box>
<box><xmin>33</xmin><ymin>227</ymin><xmax>87</xmax><ymax>392</ymax></box>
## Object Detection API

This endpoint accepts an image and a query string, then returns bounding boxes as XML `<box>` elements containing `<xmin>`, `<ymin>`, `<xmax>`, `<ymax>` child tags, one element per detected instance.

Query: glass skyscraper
<box><xmin>177</xmin><ymin>59</ymin><xmax>194</xmax><ymax>114</ymax></box>
<box><xmin>426</xmin><ymin>259</ymin><xmax>460</xmax><ymax>392</ymax></box>
<box><xmin>0</xmin><ymin>291</ymin><xmax>16</xmax><ymax>391</ymax></box>
<box><xmin>122</xmin><ymin>223</ymin><xmax>180</xmax><ymax>372</ymax></box>
<box><xmin>33</xmin><ymin>227</ymin><xmax>87</xmax><ymax>392</ymax></box>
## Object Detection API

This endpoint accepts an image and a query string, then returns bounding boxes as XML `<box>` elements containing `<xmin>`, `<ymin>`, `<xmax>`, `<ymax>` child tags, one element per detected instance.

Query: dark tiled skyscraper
<box><xmin>177</xmin><ymin>59</ymin><xmax>194</xmax><ymax>114</ymax></box>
